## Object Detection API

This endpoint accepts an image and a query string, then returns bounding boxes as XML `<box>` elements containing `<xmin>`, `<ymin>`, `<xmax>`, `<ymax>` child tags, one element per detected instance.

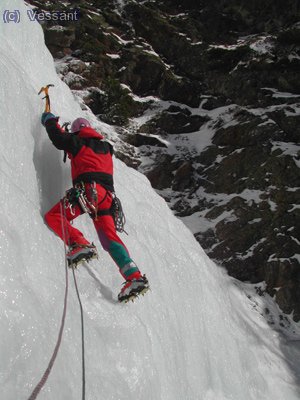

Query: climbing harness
<box><xmin>38</xmin><ymin>84</ymin><xmax>54</xmax><ymax>113</ymax></box>
<box><xmin>63</xmin><ymin>183</ymin><xmax>127</xmax><ymax>233</ymax></box>
<box><xmin>64</xmin><ymin>183</ymin><xmax>98</xmax><ymax>217</ymax></box>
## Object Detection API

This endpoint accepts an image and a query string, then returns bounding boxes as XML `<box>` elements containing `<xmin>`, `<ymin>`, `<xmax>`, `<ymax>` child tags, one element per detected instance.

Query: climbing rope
<box><xmin>27</xmin><ymin>202</ymin><xmax>69</xmax><ymax>400</ymax></box>
<box><xmin>71</xmin><ymin>268</ymin><xmax>86</xmax><ymax>400</ymax></box>
<box><xmin>27</xmin><ymin>201</ymin><xmax>86</xmax><ymax>400</ymax></box>
<box><xmin>111</xmin><ymin>194</ymin><xmax>127</xmax><ymax>234</ymax></box>
<box><xmin>63</xmin><ymin>199</ymin><xmax>86</xmax><ymax>400</ymax></box>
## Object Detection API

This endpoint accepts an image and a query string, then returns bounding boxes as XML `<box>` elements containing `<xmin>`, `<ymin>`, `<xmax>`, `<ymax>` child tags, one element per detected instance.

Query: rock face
<box><xmin>44</xmin><ymin>25</ymin><xmax>75</xmax><ymax>58</ymax></box>
<box><xmin>27</xmin><ymin>0</ymin><xmax>300</xmax><ymax>321</ymax></box>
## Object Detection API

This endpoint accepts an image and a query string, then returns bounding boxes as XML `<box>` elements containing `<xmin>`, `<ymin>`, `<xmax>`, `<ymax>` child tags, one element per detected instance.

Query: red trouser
<box><xmin>44</xmin><ymin>183</ymin><xmax>141</xmax><ymax>280</ymax></box>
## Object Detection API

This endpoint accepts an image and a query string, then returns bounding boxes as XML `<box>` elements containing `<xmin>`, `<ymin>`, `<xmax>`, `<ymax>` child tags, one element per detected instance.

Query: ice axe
<box><xmin>38</xmin><ymin>84</ymin><xmax>54</xmax><ymax>113</ymax></box>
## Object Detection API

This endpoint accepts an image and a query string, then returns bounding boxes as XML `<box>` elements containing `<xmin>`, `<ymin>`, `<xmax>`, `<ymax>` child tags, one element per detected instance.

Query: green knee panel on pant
<box><xmin>108</xmin><ymin>241</ymin><xmax>139</xmax><ymax>277</ymax></box>
<box><xmin>109</xmin><ymin>241</ymin><xmax>130</xmax><ymax>265</ymax></box>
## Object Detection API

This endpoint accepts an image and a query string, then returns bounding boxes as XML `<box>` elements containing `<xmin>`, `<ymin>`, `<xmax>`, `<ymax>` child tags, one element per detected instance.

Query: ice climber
<box><xmin>41</xmin><ymin>112</ymin><xmax>149</xmax><ymax>302</ymax></box>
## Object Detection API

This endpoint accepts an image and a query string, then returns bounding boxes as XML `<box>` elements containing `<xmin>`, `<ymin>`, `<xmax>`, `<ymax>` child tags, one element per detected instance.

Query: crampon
<box><xmin>67</xmin><ymin>243</ymin><xmax>98</xmax><ymax>268</ymax></box>
<box><xmin>118</xmin><ymin>275</ymin><xmax>150</xmax><ymax>303</ymax></box>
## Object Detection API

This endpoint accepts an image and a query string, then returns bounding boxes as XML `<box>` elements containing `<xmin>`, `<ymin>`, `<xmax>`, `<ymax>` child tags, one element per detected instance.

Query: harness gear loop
<box><xmin>90</xmin><ymin>181</ymin><xmax>98</xmax><ymax>220</ymax></box>
<box><xmin>64</xmin><ymin>183</ymin><xmax>100</xmax><ymax>218</ymax></box>
<box><xmin>64</xmin><ymin>191</ymin><xmax>77</xmax><ymax>216</ymax></box>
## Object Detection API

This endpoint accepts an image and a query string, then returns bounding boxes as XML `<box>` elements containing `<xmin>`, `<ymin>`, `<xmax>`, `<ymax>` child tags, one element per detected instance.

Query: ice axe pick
<box><xmin>38</xmin><ymin>84</ymin><xmax>54</xmax><ymax>113</ymax></box>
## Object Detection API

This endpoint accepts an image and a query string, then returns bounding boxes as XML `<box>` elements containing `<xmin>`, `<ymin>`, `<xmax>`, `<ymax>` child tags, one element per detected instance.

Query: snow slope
<box><xmin>0</xmin><ymin>1</ymin><xmax>299</xmax><ymax>399</ymax></box>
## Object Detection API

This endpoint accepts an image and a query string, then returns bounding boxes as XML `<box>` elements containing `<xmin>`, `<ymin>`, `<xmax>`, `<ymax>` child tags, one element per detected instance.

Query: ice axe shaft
<box><xmin>38</xmin><ymin>84</ymin><xmax>54</xmax><ymax>113</ymax></box>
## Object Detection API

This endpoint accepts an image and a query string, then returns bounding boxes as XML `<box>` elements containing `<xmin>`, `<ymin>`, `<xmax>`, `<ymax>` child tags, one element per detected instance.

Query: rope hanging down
<box><xmin>27</xmin><ymin>202</ymin><xmax>86</xmax><ymax>400</ymax></box>
<box><xmin>71</xmin><ymin>268</ymin><xmax>86</xmax><ymax>400</ymax></box>
<box><xmin>27</xmin><ymin>202</ymin><xmax>69</xmax><ymax>400</ymax></box>
<box><xmin>63</xmin><ymin>200</ymin><xmax>86</xmax><ymax>400</ymax></box>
